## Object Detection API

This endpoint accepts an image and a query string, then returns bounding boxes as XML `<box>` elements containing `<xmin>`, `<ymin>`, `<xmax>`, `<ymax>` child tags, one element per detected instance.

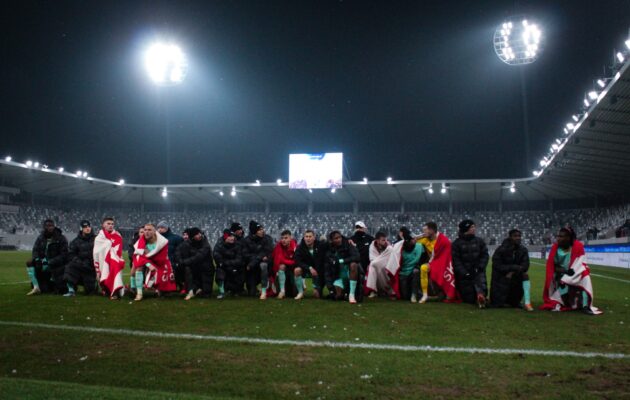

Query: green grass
<box><xmin>0</xmin><ymin>251</ymin><xmax>629</xmax><ymax>399</ymax></box>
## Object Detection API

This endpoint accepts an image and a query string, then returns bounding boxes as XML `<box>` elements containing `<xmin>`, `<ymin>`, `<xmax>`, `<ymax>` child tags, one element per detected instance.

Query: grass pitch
<box><xmin>0</xmin><ymin>251</ymin><xmax>629</xmax><ymax>399</ymax></box>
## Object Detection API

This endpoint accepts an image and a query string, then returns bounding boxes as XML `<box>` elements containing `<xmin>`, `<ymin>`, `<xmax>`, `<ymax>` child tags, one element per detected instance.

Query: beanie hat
<box><xmin>249</xmin><ymin>220</ymin><xmax>262</xmax><ymax>235</ymax></box>
<box><xmin>458</xmin><ymin>219</ymin><xmax>475</xmax><ymax>234</ymax></box>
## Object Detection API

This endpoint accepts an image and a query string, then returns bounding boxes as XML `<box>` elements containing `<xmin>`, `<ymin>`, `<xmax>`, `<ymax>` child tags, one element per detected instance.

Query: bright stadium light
<box><xmin>82</xmin><ymin>171</ymin><xmax>88</xmax><ymax>178</ymax></box>
<box><xmin>4</xmin><ymin>156</ymin><xmax>11</xmax><ymax>162</ymax></box>
<box><xmin>33</xmin><ymin>162</ymin><xmax>40</xmax><ymax>168</ymax></box>
<box><xmin>76</xmin><ymin>170</ymin><xmax>82</xmax><ymax>176</ymax></box>
<box><xmin>308</xmin><ymin>189</ymin><xmax>313</xmax><ymax>194</ymax></box>
<box><xmin>58</xmin><ymin>167</ymin><xmax>64</xmax><ymax>173</ymax></box>
<box><xmin>254</xmin><ymin>179</ymin><xmax>261</xmax><ymax>186</ymax></box>
<box><xmin>566</xmin><ymin>122</ymin><xmax>575</xmax><ymax>130</ymax></box>
<box><xmin>161</xmin><ymin>187</ymin><xmax>168</xmax><ymax>198</ymax></box>
<box><xmin>588</xmin><ymin>91</ymin><xmax>598</xmax><ymax>100</ymax></box>
<box><xmin>510</xmin><ymin>186</ymin><xmax>516</xmax><ymax>193</ymax></box>
<box><xmin>572</xmin><ymin>114</ymin><xmax>579</xmax><ymax>122</ymax></box>
<box><xmin>428</xmin><ymin>185</ymin><xmax>434</xmax><ymax>194</ymax></box>
<box><xmin>230</xmin><ymin>189</ymin><xmax>236</xmax><ymax>197</ymax></box>
<box><xmin>440</xmin><ymin>183</ymin><xmax>447</xmax><ymax>194</ymax></box>
<box><xmin>494</xmin><ymin>17</ymin><xmax>543</xmax><ymax>65</ymax></box>
<box><xmin>219</xmin><ymin>190</ymin><xmax>224</xmax><ymax>197</ymax></box>
<box><xmin>144</xmin><ymin>42</ymin><xmax>188</xmax><ymax>86</ymax></box>
<box><xmin>597</xmin><ymin>79</ymin><xmax>606</xmax><ymax>88</ymax></box>
<box><xmin>118</xmin><ymin>179</ymin><xmax>125</xmax><ymax>185</ymax></box>
<box><xmin>362</xmin><ymin>177</ymin><xmax>368</xmax><ymax>184</ymax></box>
<box><xmin>626</xmin><ymin>39</ymin><xmax>630</xmax><ymax>49</ymax></box>
<box><xmin>617</xmin><ymin>52</ymin><xmax>625</xmax><ymax>63</ymax></box>
<box><xmin>387</xmin><ymin>177</ymin><xmax>393</xmax><ymax>184</ymax></box>
<box><xmin>276</xmin><ymin>178</ymin><xmax>282</xmax><ymax>185</ymax></box>
<box><xmin>583</xmin><ymin>98</ymin><xmax>590</xmax><ymax>107</ymax></box>
<box><xmin>26</xmin><ymin>160</ymin><xmax>33</xmax><ymax>167</ymax></box>
<box><xmin>331</xmin><ymin>187</ymin><xmax>336</xmax><ymax>194</ymax></box>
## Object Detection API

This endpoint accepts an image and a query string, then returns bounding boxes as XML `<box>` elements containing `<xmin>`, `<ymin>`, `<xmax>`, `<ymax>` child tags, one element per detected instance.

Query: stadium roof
<box><xmin>1</xmin><ymin>53</ymin><xmax>629</xmax><ymax>206</ymax></box>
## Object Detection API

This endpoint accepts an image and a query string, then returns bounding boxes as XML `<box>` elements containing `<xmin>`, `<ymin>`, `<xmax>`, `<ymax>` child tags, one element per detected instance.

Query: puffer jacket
<box><xmin>490</xmin><ymin>238</ymin><xmax>529</xmax><ymax>307</ymax></box>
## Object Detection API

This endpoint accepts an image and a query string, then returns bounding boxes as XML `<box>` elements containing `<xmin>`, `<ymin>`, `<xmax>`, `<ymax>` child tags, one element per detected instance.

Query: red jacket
<box><xmin>272</xmin><ymin>239</ymin><xmax>297</xmax><ymax>273</ymax></box>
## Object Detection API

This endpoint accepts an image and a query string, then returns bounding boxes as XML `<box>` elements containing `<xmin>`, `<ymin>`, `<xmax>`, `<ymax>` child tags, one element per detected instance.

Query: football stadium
<box><xmin>1</xmin><ymin>2</ymin><xmax>630</xmax><ymax>399</ymax></box>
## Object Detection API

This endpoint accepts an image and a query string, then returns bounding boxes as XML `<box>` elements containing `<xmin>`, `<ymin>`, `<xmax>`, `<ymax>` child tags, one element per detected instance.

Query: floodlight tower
<box><xmin>143</xmin><ymin>41</ymin><xmax>188</xmax><ymax>185</ymax></box>
<box><xmin>493</xmin><ymin>17</ymin><xmax>544</xmax><ymax>174</ymax></box>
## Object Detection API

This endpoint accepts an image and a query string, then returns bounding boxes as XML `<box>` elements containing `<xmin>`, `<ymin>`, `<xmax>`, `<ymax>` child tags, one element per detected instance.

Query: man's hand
<box><xmin>262</xmin><ymin>256</ymin><xmax>268</xmax><ymax>262</ymax></box>
<box><xmin>348</xmin><ymin>240</ymin><xmax>356</xmax><ymax>246</ymax></box>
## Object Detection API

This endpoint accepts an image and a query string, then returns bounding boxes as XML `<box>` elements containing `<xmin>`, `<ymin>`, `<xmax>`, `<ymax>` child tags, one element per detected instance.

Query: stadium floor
<box><xmin>0</xmin><ymin>251</ymin><xmax>629</xmax><ymax>399</ymax></box>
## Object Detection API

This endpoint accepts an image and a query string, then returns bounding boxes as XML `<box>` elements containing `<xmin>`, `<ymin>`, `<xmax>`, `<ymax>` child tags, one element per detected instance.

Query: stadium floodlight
<box><xmin>571</xmin><ymin>115</ymin><xmax>579</xmax><ymax>122</ymax></box>
<box><xmin>4</xmin><ymin>156</ymin><xmax>11</xmax><ymax>162</ymax></box>
<box><xmin>617</xmin><ymin>52</ymin><xmax>625</xmax><ymax>63</ymax></box>
<box><xmin>387</xmin><ymin>177</ymin><xmax>393</xmax><ymax>184</ymax></box>
<box><xmin>331</xmin><ymin>188</ymin><xmax>336</xmax><ymax>194</ymax></box>
<box><xmin>510</xmin><ymin>186</ymin><xmax>516</xmax><ymax>193</ymax></box>
<box><xmin>82</xmin><ymin>171</ymin><xmax>88</xmax><ymax>178</ymax></box>
<box><xmin>33</xmin><ymin>162</ymin><xmax>40</xmax><ymax>168</ymax></box>
<box><xmin>566</xmin><ymin>122</ymin><xmax>575</xmax><ymax>130</ymax></box>
<box><xmin>494</xmin><ymin>17</ymin><xmax>543</xmax><ymax>65</ymax></box>
<box><xmin>57</xmin><ymin>167</ymin><xmax>64</xmax><ymax>173</ymax></box>
<box><xmin>76</xmin><ymin>170</ymin><xmax>82</xmax><ymax>176</ymax></box>
<box><xmin>362</xmin><ymin>177</ymin><xmax>368</xmax><ymax>184</ymax></box>
<box><xmin>276</xmin><ymin>179</ymin><xmax>282</xmax><ymax>185</ymax></box>
<box><xmin>230</xmin><ymin>189</ymin><xmax>236</xmax><ymax>197</ymax></box>
<box><xmin>587</xmin><ymin>91</ymin><xmax>598</xmax><ymax>100</ymax></box>
<box><xmin>428</xmin><ymin>184</ymin><xmax>434</xmax><ymax>194</ymax></box>
<box><xmin>563</xmin><ymin>127</ymin><xmax>569</xmax><ymax>134</ymax></box>
<box><xmin>26</xmin><ymin>160</ymin><xmax>33</xmax><ymax>167</ymax></box>
<box><xmin>308</xmin><ymin>189</ymin><xmax>313</xmax><ymax>194</ymax></box>
<box><xmin>118</xmin><ymin>179</ymin><xmax>125</xmax><ymax>185</ymax></box>
<box><xmin>440</xmin><ymin>183</ymin><xmax>447</xmax><ymax>194</ymax></box>
<box><xmin>626</xmin><ymin>39</ymin><xmax>630</xmax><ymax>49</ymax></box>
<box><xmin>597</xmin><ymin>79</ymin><xmax>606</xmax><ymax>88</ymax></box>
<box><xmin>144</xmin><ymin>42</ymin><xmax>188</xmax><ymax>86</ymax></box>
<box><xmin>219</xmin><ymin>190</ymin><xmax>224</xmax><ymax>197</ymax></box>
<box><xmin>583</xmin><ymin>98</ymin><xmax>590</xmax><ymax>108</ymax></box>
<box><xmin>254</xmin><ymin>179</ymin><xmax>261</xmax><ymax>186</ymax></box>
<box><xmin>161</xmin><ymin>187</ymin><xmax>168</xmax><ymax>198</ymax></box>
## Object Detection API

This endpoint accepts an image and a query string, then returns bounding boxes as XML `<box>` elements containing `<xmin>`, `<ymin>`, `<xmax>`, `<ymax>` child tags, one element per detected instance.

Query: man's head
<box><xmin>303</xmin><ymin>230</ymin><xmax>315</xmax><ymax>246</ymax></box>
<box><xmin>355</xmin><ymin>221</ymin><xmax>367</xmax><ymax>233</ymax></box>
<box><xmin>230</xmin><ymin>222</ymin><xmax>244</xmax><ymax>238</ymax></box>
<box><xmin>80</xmin><ymin>220</ymin><xmax>92</xmax><ymax>235</ymax></box>
<box><xmin>557</xmin><ymin>227</ymin><xmax>575</xmax><ymax>249</ymax></box>
<box><xmin>41</xmin><ymin>219</ymin><xmax>55</xmax><ymax>235</ymax></box>
<box><xmin>280</xmin><ymin>230</ymin><xmax>292</xmax><ymax>246</ymax></box>
<box><xmin>225</xmin><ymin>230</ymin><xmax>236</xmax><ymax>244</ymax></box>
<box><xmin>143</xmin><ymin>223</ymin><xmax>156</xmax><ymax>241</ymax></box>
<box><xmin>424</xmin><ymin>222</ymin><xmax>438</xmax><ymax>239</ymax></box>
<box><xmin>157</xmin><ymin>221</ymin><xmax>169</xmax><ymax>234</ymax></box>
<box><xmin>508</xmin><ymin>229</ymin><xmax>522</xmax><ymax>246</ymax></box>
<box><xmin>187</xmin><ymin>227</ymin><xmax>202</xmax><ymax>241</ymax></box>
<box><xmin>137</xmin><ymin>226</ymin><xmax>145</xmax><ymax>237</ymax></box>
<box><xmin>182</xmin><ymin>231</ymin><xmax>189</xmax><ymax>241</ymax></box>
<box><xmin>102</xmin><ymin>217</ymin><xmax>115</xmax><ymax>233</ymax></box>
<box><xmin>458</xmin><ymin>219</ymin><xmax>476</xmax><ymax>236</ymax></box>
<box><xmin>375</xmin><ymin>231</ymin><xmax>388</xmax><ymax>249</ymax></box>
<box><xmin>398</xmin><ymin>226</ymin><xmax>409</xmax><ymax>241</ymax></box>
<box><xmin>249</xmin><ymin>220</ymin><xmax>264</xmax><ymax>237</ymax></box>
<box><xmin>329</xmin><ymin>231</ymin><xmax>343</xmax><ymax>247</ymax></box>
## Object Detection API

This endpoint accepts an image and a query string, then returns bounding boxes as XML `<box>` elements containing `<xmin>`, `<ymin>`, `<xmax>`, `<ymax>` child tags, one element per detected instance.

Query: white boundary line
<box><xmin>0</xmin><ymin>320</ymin><xmax>627</xmax><ymax>360</ymax></box>
<box><xmin>0</xmin><ymin>280</ymin><xmax>29</xmax><ymax>285</ymax></box>
<box><xmin>530</xmin><ymin>260</ymin><xmax>630</xmax><ymax>283</ymax></box>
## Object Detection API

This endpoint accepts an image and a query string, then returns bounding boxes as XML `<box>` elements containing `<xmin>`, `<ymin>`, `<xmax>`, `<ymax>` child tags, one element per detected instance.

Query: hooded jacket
<box><xmin>490</xmin><ymin>238</ymin><xmax>530</xmax><ymax>307</ymax></box>
<box><xmin>66</xmin><ymin>231</ymin><xmax>96</xmax><ymax>271</ymax></box>
<box><xmin>324</xmin><ymin>236</ymin><xmax>360</xmax><ymax>286</ymax></box>
<box><xmin>32</xmin><ymin>227</ymin><xmax>68</xmax><ymax>269</ymax></box>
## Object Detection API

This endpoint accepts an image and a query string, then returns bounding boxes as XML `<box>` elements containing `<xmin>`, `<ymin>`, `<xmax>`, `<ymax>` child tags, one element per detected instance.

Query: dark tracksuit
<box><xmin>27</xmin><ymin>227</ymin><xmax>69</xmax><ymax>293</ymax></box>
<box><xmin>177</xmin><ymin>236</ymin><xmax>214</xmax><ymax>296</ymax></box>
<box><xmin>324</xmin><ymin>237</ymin><xmax>361</xmax><ymax>298</ymax></box>
<box><xmin>63</xmin><ymin>231</ymin><xmax>97</xmax><ymax>294</ymax></box>
<box><xmin>214</xmin><ymin>239</ymin><xmax>245</xmax><ymax>294</ymax></box>
<box><xmin>242</xmin><ymin>234</ymin><xmax>275</xmax><ymax>296</ymax></box>
<box><xmin>294</xmin><ymin>239</ymin><xmax>327</xmax><ymax>296</ymax></box>
<box><xmin>490</xmin><ymin>239</ymin><xmax>530</xmax><ymax>307</ymax></box>
<box><xmin>161</xmin><ymin>229</ymin><xmax>185</xmax><ymax>290</ymax></box>
<box><xmin>451</xmin><ymin>234</ymin><xmax>489</xmax><ymax>304</ymax></box>
<box><xmin>350</xmin><ymin>230</ymin><xmax>374</xmax><ymax>272</ymax></box>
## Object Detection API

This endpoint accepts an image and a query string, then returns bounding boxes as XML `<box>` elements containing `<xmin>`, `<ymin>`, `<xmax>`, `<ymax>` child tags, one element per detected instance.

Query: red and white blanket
<box><xmin>541</xmin><ymin>241</ymin><xmax>602</xmax><ymax>314</ymax></box>
<box><xmin>385</xmin><ymin>241</ymin><xmax>405</xmax><ymax>298</ymax></box>
<box><xmin>365</xmin><ymin>241</ymin><xmax>394</xmax><ymax>294</ymax></box>
<box><xmin>132</xmin><ymin>232</ymin><xmax>176</xmax><ymax>292</ymax></box>
<box><xmin>93</xmin><ymin>229</ymin><xmax>125</xmax><ymax>298</ymax></box>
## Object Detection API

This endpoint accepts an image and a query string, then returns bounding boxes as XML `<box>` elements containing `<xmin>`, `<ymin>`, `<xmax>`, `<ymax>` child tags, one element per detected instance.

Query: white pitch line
<box><xmin>0</xmin><ymin>280</ymin><xmax>29</xmax><ymax>285</ymax></box>
<box><xmin>530</xmin><ymin>261</ymin><xmax>630</xmax><ymax>283</ymax></box>
<box><xmin>0</xmin><ymin>320</ymin><xmax>627</xmax><ymax>360</ymax></box>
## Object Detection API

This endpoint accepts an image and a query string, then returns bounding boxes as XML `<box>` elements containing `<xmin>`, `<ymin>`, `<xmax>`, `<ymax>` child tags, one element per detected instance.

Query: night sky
<box><xmin>2</xmin><ymin>0</ymin><xmax>629</xmax><ymax>184</ymax></box>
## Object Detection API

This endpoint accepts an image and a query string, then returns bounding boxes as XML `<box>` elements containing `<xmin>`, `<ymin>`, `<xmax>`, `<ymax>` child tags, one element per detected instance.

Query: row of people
<box><xmin>23</xmin><ymin>217</ymin><xmax>602</xmax><ymax>314</ymax></box>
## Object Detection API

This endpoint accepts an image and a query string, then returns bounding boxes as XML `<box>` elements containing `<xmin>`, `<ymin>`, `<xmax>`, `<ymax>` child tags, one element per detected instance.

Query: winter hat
<box><xmin>80</xmin><ymin>220</ymin><xmax>91</xmax><ymax>228</ymax></box>
<box><xmin>249</xmin><ymin>220</ymin><xmax>263</xmax><ymax>235</ymax></box>
<box><xmin>157</xmin><ymin>220</ymin><xmax>169</xmax><ymax>229</ymax></box>
<box><xmin>355</xmin><ymin>221</ymin><xmax>367</xmax><ymax>229</ymax></box>
<box><xmin>230</xmin><ymin>222</ymin><xmax>243</xmax><ymax>232</ymax></box>
<box><xmin>186</xmin><ymin>227</ymin><xmax>202</xmax><ymax>237</ymax></box>
<box><xmin>223</xmin><ymin>229</ymin><xmax>236</xmax><ymax>240</ymax></box>
<box><xmin>458</xmin><ymin>219</ymin><xmax>475</xmax><ymax>234</ymax></box>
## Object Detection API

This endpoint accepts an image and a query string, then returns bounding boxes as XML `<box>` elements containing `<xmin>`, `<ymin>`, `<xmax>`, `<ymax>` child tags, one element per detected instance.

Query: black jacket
<box><xmin>490</xmin><ymin>238</ymin><xmax>530</xmax><ymax>307</ymax></box>
<box><xmin>214</xmin><ymin>239</ymin><xmax>244</xmax><ymax>271</ymax></box>
<box><xmin>162</xmin><ymin>229</ymin><xmax>184</xmax><ymax>264</ymax></box>
<box><xmin>350</xmin><ymin>230</ymin><xmax>374</xmax><ymax>268</ymax></box>
<box><xmin>31</xmin><ymin>227</ymin><xmax>68</xmax><ymax>270</ymax></box>
<box><xmin>66</xmin><ymin>231</ymin><xmax>96</xmax><ymax>271</ymax></box>
<box><xmin>294</xmin><ymin>239</ymin><xmax>326</xmax><ymax>272</ymax></box>
<box><xmin>451</xmin><ymin>234</ymin><xmax>489</xmax><ymax>277</ymax></box>
<box><xmin>242</xmin><ymin>234</ymin><xmax>274</xmax><ymax>266</ymax></box>
<box><xmin>176</xmin><ymin>236</ymin><xmax>212</xmax><ymax>269</ymax></box>
<box><xmin>324</xmin><ymin>237</ymin><xmax>360</xmax><ymax>286</ymax></box>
